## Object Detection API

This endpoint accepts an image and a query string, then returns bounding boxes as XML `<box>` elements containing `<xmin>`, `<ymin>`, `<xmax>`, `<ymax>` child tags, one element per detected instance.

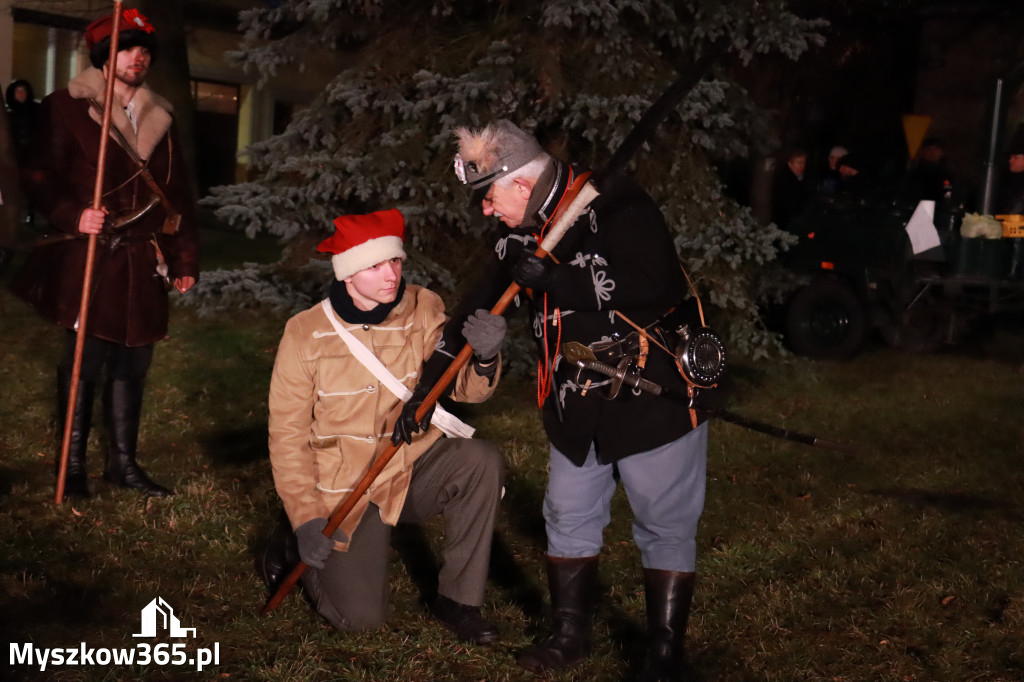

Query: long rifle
<box><xmin>263</xmin><ymin>45</ymin><xmax>725</xmax><ymax>614</ymax></box>
<box><xmin>55</xmin><ymin>1</ymin><xmax>123</xmax><ymax>505</ymax></box>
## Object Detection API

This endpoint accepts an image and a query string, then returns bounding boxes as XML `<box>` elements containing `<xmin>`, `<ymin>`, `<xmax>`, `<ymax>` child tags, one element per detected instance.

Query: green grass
<box><xmin>1</xmin><ymin>257</ymin><xmax>1022</xmax><ymax>681</ymax></box>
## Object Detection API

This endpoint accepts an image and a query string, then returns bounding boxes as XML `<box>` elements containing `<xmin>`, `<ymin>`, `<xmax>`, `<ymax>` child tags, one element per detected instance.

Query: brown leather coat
<box><xmin>11</xmin><ymin>68</ymin><xmax>198</xmax><ymax>346</ymax></box>
<box><xmin>268</xmin><ymin>286</ymin><xmax>500</xmax><ymax>550</ymax></box>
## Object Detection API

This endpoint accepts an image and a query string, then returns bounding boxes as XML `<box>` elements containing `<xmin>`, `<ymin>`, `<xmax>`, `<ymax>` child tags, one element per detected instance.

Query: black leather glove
<box><xmin>391</xmin><ymin>383</ymin><xmax>436</xmax><ymax>445</ymax></box>
<box><xmin>462</xmin><ymin>309</ymin><xmax>506</xmax><ymax>362</ymax></box>
<box><xmin>513</xmin><ymin>252</ymin><xmax>557</xmax><ymax>293</ymax></box>
<box><xmin>294</xmin><ymin>518</ymin><xmax>334</xmax><ymax>569</ymax></box>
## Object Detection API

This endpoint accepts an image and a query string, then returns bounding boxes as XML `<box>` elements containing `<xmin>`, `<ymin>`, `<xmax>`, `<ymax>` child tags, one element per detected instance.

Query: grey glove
<box><xmin>462</xmin><ymin>309</ymin><xmax>507</xmax><ymax>362</ymax></box>
<box><xmin>294</xmin><ymin>518</ymin><xmax>334</xmax><ymax>569</ymax></box>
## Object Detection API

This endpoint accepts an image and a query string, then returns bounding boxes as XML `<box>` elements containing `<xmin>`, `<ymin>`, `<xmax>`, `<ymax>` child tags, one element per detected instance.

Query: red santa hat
<box><xmin>317</xmin><ymin>209</ymin><xmax>407</xmax><ymax>281</ymax></box>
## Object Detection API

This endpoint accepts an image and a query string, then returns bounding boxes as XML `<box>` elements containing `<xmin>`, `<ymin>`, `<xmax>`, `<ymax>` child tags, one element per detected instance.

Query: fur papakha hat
<box><xmin>317</xmin><ymin>209</ymin><xmax>407</xmax><ymax>281</ymax></box>
<box><xmin>453</xmin><ymin>120</ymin><xmax>545</xmax><ymax>202</ymax></box>
<box><xmin>86</xmin><ymin>9</ymin><xmax>158</xmax><ymax>69</ymax></box>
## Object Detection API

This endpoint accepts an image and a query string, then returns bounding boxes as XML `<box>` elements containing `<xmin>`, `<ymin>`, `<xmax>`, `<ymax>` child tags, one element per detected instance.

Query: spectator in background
<box><xmin>898</xmin><ymin>137</ymin><xmax>955</xmax><ymax>205</ymax></box>
<box><xmin>995</xmin><ymin>145</ymin><xmax>1024</xmax><ymax>280</ymax></box>
<box><xmin>5</xmin><ymin>79</ymin><xmax>40</xmax><ymax>167</ymax></box>
<box><xmin>0</xmin><ymin>95</ymin><xmax>19</xmax><ymax>273</ymax></box>
<box><xmin>771</xmin><ymin>147</ymin><xmax>810</xmax><ymax>230</ymax></box>
<box><xmin>817</xmin><ymin>145</ymin><xmax>848</xmax><ymax>196</ymax></box>
<box><xmin>995</xmin><ymin>146</ymin><xmax>1024</xmax><ymax>215</ymax></box>
<box><xmin>833</xmin><ymin>152</ymin><xmax>868</xmax><ymax>199</ymax></box>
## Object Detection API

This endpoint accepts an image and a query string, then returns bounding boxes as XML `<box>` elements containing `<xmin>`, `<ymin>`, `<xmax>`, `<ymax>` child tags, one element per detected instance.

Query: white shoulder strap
<box><xmin>320</xmin><ymin>300</ymin><xmax>474</xmax><ymax>439</ymax></box>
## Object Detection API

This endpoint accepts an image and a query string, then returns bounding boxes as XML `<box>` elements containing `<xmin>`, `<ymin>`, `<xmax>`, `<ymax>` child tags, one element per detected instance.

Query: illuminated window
<box><xmin>191</xmin><ymin>81</ymin><xmax>239</xmax><ymax>115</ymax></box>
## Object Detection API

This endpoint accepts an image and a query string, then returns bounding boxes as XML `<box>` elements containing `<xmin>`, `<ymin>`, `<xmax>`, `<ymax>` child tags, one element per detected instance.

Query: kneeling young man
<box><xmin>268</xmin><ymin>209</ymin><xmax>507</xmax><ymax>643</ymax></box>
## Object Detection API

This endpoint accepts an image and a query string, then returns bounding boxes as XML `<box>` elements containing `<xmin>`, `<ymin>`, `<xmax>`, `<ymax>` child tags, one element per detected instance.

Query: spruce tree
<box><xmin>198</xmin><ymin>0</ymin><xmax>826</xmax><ymax>358</ymax></box>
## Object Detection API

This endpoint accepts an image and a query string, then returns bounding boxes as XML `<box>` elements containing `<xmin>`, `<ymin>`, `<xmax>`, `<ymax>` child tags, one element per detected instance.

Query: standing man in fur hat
<box><xmin>267</xmin><ymin>209</ymin><xmax>507</xmax><ymax>643</ymax></box>
<box><xmin>412</xmin><ymin>120</ymin><xmax>711</xmax><ymax>680</ymax></box>
<box><xmin>11</xmin><ymin>9</ymin><xmax>198</xmax><ymax>498</ymax></box>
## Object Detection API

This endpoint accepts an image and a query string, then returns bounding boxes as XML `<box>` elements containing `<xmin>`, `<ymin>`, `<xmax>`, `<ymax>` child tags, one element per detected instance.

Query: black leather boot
<box><xmin>632</xmin><ymin>570</ymin><xmax>695</xmax><ymax>682</ymax></box>
<box><xmin>429</xmin><ymin>594</ymin><xmax>501</xmax><ymax>645</ymax></box>
<box><xmin>257</xmin><ymin>514</ymin><xmax>299</xmax><ymax>591</ymax></box>
<box><xmin>102</xmin><ymin>378</ymin><xmax>173</xmax><ymax>497</ymax></box>
<box><xmin>517</xmin><ymin>555</ymin><xmax>599</xmax><ymax>673</ymax></box>
<box><xmin>56</xmin><ymin>368</ymin><xmax>93</xmax><ymax>499</ymax></box>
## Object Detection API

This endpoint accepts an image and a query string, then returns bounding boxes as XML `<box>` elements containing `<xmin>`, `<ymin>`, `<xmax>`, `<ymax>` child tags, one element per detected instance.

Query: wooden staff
<box><xmin>262</xmin><ymin>173</ymin><xmax>598</xmax><ymax>615</ymax></box>
<box><xmin>55</xmin><ymin>1</ymin><xmax>123</xmax><ymax>505</ymax></box>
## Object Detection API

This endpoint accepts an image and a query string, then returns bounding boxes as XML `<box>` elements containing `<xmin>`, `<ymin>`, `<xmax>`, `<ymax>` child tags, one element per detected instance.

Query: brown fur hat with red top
<box><xmin>86</xmin><ymin>8</ymin><xmax>158</xmax><ymax>69</ymax></box>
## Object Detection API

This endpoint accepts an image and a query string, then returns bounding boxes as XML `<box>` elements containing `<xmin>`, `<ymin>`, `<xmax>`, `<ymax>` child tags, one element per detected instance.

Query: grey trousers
<box><xmin>545</xmin><ymin>424</ymin><xmax>708</xmax><ymax>572</ymax></box>
<box><xmin>300</xmin><ymin>437</ymin><xmax>505</xmax><ymax>631</ymax></box>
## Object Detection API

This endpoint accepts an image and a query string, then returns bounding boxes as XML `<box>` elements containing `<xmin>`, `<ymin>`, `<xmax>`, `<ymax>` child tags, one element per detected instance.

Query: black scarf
<box><xmin>329</xmin><ymin>278</ymin><xmax>406</xmax><ymax>324</ymax></box>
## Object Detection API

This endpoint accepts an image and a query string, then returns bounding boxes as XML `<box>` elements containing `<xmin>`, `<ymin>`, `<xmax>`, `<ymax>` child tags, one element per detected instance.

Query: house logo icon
<box><xmin>133</xmin><ymin>597</ymin><xmax>197</xmax><ymax>638</ymax></box>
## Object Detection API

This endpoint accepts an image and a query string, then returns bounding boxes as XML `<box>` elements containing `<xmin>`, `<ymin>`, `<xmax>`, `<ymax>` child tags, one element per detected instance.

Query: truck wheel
<box><xmin>785</xmin><ymin>279</ymin><xmax>867</xmax><ymax>359</ymax></box>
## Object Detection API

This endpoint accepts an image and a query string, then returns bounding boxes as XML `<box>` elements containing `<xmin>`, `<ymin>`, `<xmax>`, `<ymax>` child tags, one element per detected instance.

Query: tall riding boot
<box><xmin>633</xmin><ymin>570</ymin><xmax>696</xmax><ymax>682</ymax></box>
<box><xmin>56</xmin><ymin>368</ymin><xmax>94</xmax><ymax>499</ymax></box>
<box><xmin>517</xmin><ymin>555</ymin><xmax>599</xmax><ymax>673</ymax></box>
<box><xmin>102</xmin><ymin>378</ymin><xmax>173</xmax><ymax>497</ymax></box>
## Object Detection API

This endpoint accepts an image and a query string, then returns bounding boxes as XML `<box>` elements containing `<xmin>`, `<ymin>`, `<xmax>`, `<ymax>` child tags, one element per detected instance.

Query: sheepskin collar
<box><xmin>68</xmin><ymin>67</ymin><xmax>173</xmax><ymax>161</ymax></box>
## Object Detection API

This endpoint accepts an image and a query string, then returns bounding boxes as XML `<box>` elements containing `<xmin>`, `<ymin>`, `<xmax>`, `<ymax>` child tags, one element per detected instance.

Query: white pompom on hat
<box><xmin>316</xmin><ymin>209</ymin><xmax>407</xmax><ymax>281</ymax></box>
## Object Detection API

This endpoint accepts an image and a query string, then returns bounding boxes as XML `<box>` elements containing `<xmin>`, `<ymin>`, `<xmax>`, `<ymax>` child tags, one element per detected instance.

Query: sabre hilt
<box><xmin>562</xmin><ymin>341</ymin><xmax>667</xmax><ymax>397</ymax></box>
<box><xmin>586</xmin><ymin>356</ymin><xmax>663</xmax><ymax>395</ymax></box>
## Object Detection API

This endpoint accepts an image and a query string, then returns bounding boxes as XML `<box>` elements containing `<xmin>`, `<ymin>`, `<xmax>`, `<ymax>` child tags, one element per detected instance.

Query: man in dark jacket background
<box><xmin>414</xmin><ymin>119</ymin><xmax>711</xmax><ymax>681</ymax></box>
<box><xmin>11</xmin><ymin>9</ymin><xmax>199</xmax><ymax>499</ymax></box>
<box><xmin>0</xmin><ymin>98</ymin><xmax>20</xmax><ymax>273</ymax></box>
<box><xmin>5</xmin><ymin>78</ymin><xmax>40</xmax><ymax>168</ymax></box>
<box><xmin>996</xmin><ymin>145</ymin><xmax>1024</xmax><ymax>215</ymax></box>
<box><xmin>771</xmin><ymin>147</ymin><xmax>810</xmax><ymax>230</ymax></box>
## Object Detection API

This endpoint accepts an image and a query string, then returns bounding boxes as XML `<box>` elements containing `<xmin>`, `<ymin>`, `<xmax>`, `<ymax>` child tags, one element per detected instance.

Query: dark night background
<box><xmin>720</xmin><ymin>0</ymin><xmax>1024</xmax><ymax>216</ymax></box>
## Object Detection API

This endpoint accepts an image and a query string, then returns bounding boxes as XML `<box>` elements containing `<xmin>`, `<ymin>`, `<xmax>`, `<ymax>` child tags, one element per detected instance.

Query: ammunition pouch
<box><xmin>674</xmin><ymin>325</ymin><xmax>726</xmax><ymax>388</ymax></box>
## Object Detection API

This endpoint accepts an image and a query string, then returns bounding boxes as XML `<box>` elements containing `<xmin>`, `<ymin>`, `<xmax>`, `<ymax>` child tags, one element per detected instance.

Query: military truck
<box><xmin>778</xmin><ymin>77</ymin><xmax>1024</xmax><ymax>360</ymax></box>
<box><xmin>780</xmin><ymin>194</ymin><xmax>1024</xmax><ymax>359</ymax></box>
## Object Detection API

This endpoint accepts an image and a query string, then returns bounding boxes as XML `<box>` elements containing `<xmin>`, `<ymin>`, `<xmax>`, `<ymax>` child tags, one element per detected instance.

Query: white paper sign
<box><xmin>905</xmin><ymin>200</ymin><xmax>942</xmax><ymax>254</ymax></box>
